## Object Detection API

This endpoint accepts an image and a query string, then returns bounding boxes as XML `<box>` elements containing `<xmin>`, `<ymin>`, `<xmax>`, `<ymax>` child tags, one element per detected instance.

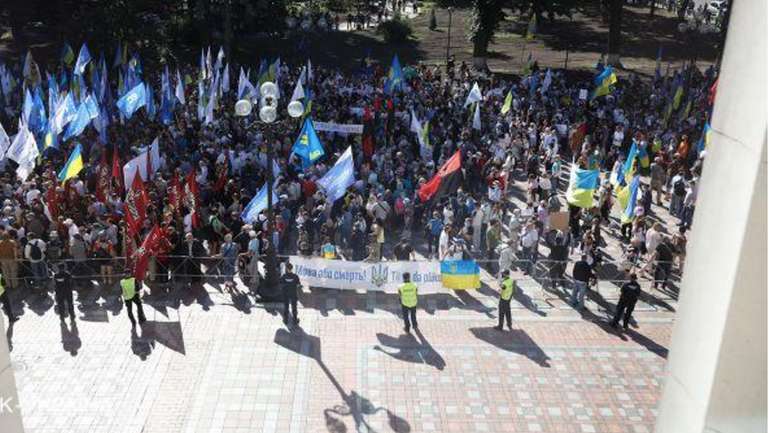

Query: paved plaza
<box><xmin>6</xmin><ymin>273</ymin><xmax>674</xmax><ymax>433</ymax></box>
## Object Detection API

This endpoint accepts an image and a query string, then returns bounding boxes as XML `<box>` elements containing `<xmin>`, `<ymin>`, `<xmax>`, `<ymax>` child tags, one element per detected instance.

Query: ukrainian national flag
<box><xmin>638</xmin><ymin>144</ymin><xmax>650</xmax><ymax>168</ymax></box>
<box><xmin>591</xmin><ymin>66</ymin><xmax>617</xmax><ymax>100</ymax></box>
<box><xmin>525</xmin><ymin>14</ymin><xmax>537</xmax><ymax>40</ymax></box>
<box><xmin>58</xmin><ymin>142</ymin><xmax>84</xmax><ymax>183</ymax></box>
<box><xmin>441</xmin><ymin>260</ymin><xmax>481</xmax><ymax>290</ymax></box>
<box><xmin>501</xmin><ymin>90</ymin><xmax>513</xmax><ymax>115</ymax></box>
<box><xmin>566</xmin><ymin>164</ymin><xmax>599</xmax><ymax>208</ymax></box>
<box><xmin>622</xmin><ymin>141</ymin><xmax>639</xmax><ymax>182</ymax></box>
<box><xmin>696</xmin><ymin>122</ymin><xmax>713</xmax><ymax>153</ymax></box>
<box><xmin>616</xmin><ymin>175</ymin><xmax>640</xmax><ymax>224</ymax></box>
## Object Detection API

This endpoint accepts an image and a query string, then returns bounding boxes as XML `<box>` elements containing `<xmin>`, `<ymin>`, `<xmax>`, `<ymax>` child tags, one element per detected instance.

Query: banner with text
<box><xmin>313</xmin><ymin>122</ymin><xmax>364</xmax><ymax>135</ymax></box>
<box><xmin>288</xmin><ymin>256</ymin><xmax>443</xmax><ymax>292</ymax></box>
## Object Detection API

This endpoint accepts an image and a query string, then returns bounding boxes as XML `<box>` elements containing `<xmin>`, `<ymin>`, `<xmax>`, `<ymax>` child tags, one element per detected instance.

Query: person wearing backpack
<box><xmin>24</xmin><ymin>232</ymin><xmax>47</xmax><ymax>288</ymax></box>
<box><xmin>669</xmin><ymin>170</ymin><xmax>687</xmax><ymax>218</ymax></box>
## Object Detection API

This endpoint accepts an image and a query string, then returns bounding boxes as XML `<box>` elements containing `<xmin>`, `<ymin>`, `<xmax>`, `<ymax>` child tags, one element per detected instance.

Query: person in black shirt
<box><xmin>279</xmin><ymin>263</ymin><xmax>301</xmax><ymax>326</ymax></box>
<box><xmin>392</xmin><ymin>237</ymin><xmax>415</xmax><ymax>261</ymax></box>
<box><xmin>570</xmin><ymin>256</ymin><xmax>595</xmax><ymax>310</ymax></box>
<box><xmin>611</xmin><ymin>273</ymin><xmax>642</xmax><ymax>329</ymax></box>
<box><xmin>53</xmin><ymin>263</ymin><xmax>75</xmax><ymax>321</ymax></box>
<box><xmin>652</xmin><ymin>240</ymin><xmax>674</xmax><ymax>289</ymax></box>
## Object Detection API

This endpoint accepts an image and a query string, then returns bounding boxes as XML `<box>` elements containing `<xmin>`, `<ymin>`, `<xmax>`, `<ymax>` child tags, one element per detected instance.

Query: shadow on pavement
<box><xmin>469</xmin><ymin>326</ymin><xmax>551</xmax><ymax>368</ymax></box>
<box><xmin>274</xmin><ymin>327</ymin><xmax>411</xmax><ymax>433</ymax></box>
<box><xmin>373</xmin><ymin>328</ymin><xmax>446</xmax><ymax>371</ymax></box>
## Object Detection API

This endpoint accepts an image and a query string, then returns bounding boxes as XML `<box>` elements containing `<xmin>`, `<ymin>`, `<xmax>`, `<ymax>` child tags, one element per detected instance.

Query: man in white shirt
<box><xmin>520</xmin><ymin>222</ymin><xmax>539</xmax><ymax>274</ymax></box>
<box><xmin>438</xmin><ymin>225</ymin><xmax>451</xmax><ymax>260</ymax></box>
<box><xmin>612</xmin><ymin>125</ymin><xmax>625</xmax><ymax>147</ymax></box>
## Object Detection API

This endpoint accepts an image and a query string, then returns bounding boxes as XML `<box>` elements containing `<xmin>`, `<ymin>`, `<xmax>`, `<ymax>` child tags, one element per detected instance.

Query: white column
<box><xmin>0</xmin><ymin>318</ymin><xmax>24</xmax><ymax>432</ymax></box>
<box><xmin>655</xmin><ymin>0</ymin><xmax>767</xmax><ymax>432</ymax></box>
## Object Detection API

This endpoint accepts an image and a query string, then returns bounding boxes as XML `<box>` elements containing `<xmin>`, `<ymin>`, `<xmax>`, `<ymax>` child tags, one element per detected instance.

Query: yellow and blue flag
<box><xmin>384</xmin><ymin>54</ymin><xmax>403</xmax><ymax>94</ymax></box>
<box><xmin>696</xmin><ymin>122</ymin><xmax>713</xmax><ymax>153</ymax></box>
<box><xmin>566</xmin><ymin>164</ymin><xmax>599</xmax><ymax>208</ymax></box>
<box><xmin>500</xmin><ymin>90</ymin><xmax>513</xmax><ymax>115</ymax></box>
<box><xmin>291</xmin><ymin>118</ymin><xmax>325</xmax><ymax>169</ymax></box>
<box><xmin>622</xmin><ymin>140</ymin><xmax>639</xmax><ymax>182</ymax></box>
<box><xmin>672</xmin><ymin>76</ymin><xmax>684</xmax><ymax>110</ymax></box>
<box><xmin>591</xmin><ymin>66</ymin><xmax>617</xmax><ymax>100</ymax></box>
<box><xmin>441</xmin><ymin>260</ymin><xmax>481</xmax><ymax>290</ymax></box>
<box><xmin>616</xmin><ymin>175</ymin><xmax>640</xmax><ymax>224</ymax></box>
<box><xmin>58</xmin><ymin>142</ymin><xmax>84</xmax><ymax>183</ymax></box>
<box><xmin>61</xmin><ymin>43</ymin><xmax>75</xmax><ymax>66</ymax></box>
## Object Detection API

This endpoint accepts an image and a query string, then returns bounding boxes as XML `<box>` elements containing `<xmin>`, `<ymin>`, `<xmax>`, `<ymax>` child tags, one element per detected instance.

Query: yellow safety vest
<box><xmin>121</xmin><ymin>277</ymin><xmax>136</xmax><ymax>301</ymax></box>
<box><xmin>399</xmin><ymin>282</ymin><xmax>418</xmax><ymax>308</ymax></box>
<box><xmin>0</xmin><ymin>276</ymin><xmax>4</xmax><ymax>297</ymax></box>
<box><xmin>501</xmin><ymin>278</ymin><xmax>514</xmax><ymax>301</ymax></box>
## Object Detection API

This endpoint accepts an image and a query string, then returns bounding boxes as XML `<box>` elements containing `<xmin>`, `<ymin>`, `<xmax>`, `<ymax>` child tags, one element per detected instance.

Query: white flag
<box><xmin>542</xmin><ymin>69</ymin><xmax>553</xmax><ymax>93</ymax></box>
<box><xmin>175</xmin><ymin>69</ymin><xmax>185</xmax><ymax>105</ymax></box>
<box><xmin>472</xmin><ymin>103</ymin><xmax>481</xmax><ymax>130</ymax></box>
<box><xmin>7</xmin><ymin>124</ymin><xmax>39</xmax><ymax>181</ymax></box>
<box><xmin>307</xmin><ymin>58</ymin><xmax>313</xmax><ymax>81</ymax></box>
<box><xmin>464</xmin><ymin>82</ymin><xmax>482</xmax><ymax>108</ymax></box>
<box><xmin>0</xmin><ymin>120</ymin><xmax>11</xmax><ymax>158</ymax></box>
<box><xmin>291</xmin><ymin>79</ymin><xmax>305</xmax><ymax>102</ymax></box>
<box><xmin>410</xmin><ymin>109</ymin><xmax>422</xmax><ymax>134</ymax></box>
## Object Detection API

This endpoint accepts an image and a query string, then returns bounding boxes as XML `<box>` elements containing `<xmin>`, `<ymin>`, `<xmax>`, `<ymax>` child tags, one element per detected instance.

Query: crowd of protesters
<box><xmin>0</xmin><ymin>45</ymin><xmax>714</xmax><ymax>312</ymax></box>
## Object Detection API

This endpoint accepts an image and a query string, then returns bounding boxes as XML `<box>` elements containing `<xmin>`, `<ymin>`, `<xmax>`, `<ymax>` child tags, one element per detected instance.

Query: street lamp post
<box><xmin>445</xmin><ymin>7</ymin><xmax>453</xmax><ymax>74</ymax></box>
<box><xmin>235</xmin><ymin>82</ymin><xmax>304</xmax><ymax>301</ymax></box>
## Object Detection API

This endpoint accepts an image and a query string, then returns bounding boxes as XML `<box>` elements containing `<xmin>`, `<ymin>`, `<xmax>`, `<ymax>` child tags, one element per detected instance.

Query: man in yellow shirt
<box><xmin>398</xmin><ymin>272</ymin><xmax>418</xmax><ymax>333</ymax></box>
<box><xmin>495</xmin><ymin>270</ymin><xmax>514</xmax><ymax>331</ymax></box>
<box><xmin>120</xmin><ymin>276</ymin><xmax>146</xmax><ymax>327</ymax></box>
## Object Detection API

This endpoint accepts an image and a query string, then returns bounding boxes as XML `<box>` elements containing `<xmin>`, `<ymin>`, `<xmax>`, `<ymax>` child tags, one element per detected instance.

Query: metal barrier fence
<box><xmin>0</xmin><ymin>255</ymin><xmax>681</xmax><ymax>293</ymax></box>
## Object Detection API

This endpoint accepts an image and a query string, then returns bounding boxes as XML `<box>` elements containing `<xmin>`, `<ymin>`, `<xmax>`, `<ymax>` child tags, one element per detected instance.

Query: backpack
<box><xmin>673</xmin><ymin>178</ymin><xmax>686</xmax><ymax>196</ymax></box>
<box><xmin>29</xmin><ymin>240</ymin><xmax>43</xmax><ymax>261</ymax></box>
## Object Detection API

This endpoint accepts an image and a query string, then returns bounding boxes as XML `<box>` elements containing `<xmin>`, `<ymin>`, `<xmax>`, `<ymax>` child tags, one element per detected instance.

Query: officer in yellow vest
<box><xmin>121</xmin><ymin>276</ymin><xmax>146</xmax><ymax>327</ymax></box>
<box><xmin>398</xmin><ymin>272</ymin><xmax>418</xmax><ymax>333</ymax></box>
<box><xmin>495</xmin><ymin>270</ymin><xmax>514</xmax><ymax>331</ymax></box>
<box><xmin>0</xmin><ymin>273</ymin><xmax>17</xmax><ymax>322</ymax></box>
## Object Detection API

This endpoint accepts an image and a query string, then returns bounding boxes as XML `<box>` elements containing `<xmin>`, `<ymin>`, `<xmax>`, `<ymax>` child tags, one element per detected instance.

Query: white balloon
<box><xmin>260</xmin><ymin>81</ymin><xmax>278</xmax><ymax>99</ymax></box>
<box><xmin>234</xmin><ymin>99</ymin><xmax>252</xmax><ymax>117</ymax></box>
<box><xmin>287</xmin><ymin>100</ymin><xmax>304</xmax><ymax>118</ymax></box>
<box><xmin>259</xmin><ymin>106</ymin><xmax>277</xmax><ymax>123</ymax></box>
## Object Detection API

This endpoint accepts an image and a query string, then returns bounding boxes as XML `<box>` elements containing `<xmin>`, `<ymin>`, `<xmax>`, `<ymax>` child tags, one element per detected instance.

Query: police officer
<box><xmin>398</xmin><ymin>272</ymin><xmax>418</xmax><ymax>333</ymax></box>
<box><xmin>53</xmin><ymin>263</ymin><xmax>75</xmax><ymax>321</ymax></box>
<box><xmin>120</xmin><ymin>275</ymin><xmax>146</xmax><ymax>327</ymax></box>
<box><xmin>0</xmin><ymin>273</ymin><xmax>16</xmax><ymax>322</ymax></box>
<box><xmin>495</xmin><ymin>270</ymin><xmax>514</xmax><ymax>331</ymax></box>
<box><xmin>279</xmin><ymin>263</ymin><xmax>301</xmax><ymax>326</ymax></box>
<box><xmin>610</xmin><ymin>273</ymin><xmax>642</xmax><ymax>330</ymax></box>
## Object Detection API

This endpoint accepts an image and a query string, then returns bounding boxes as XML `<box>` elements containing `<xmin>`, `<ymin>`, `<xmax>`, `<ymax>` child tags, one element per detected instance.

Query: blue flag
<box><xmin>291</xmin><ymin>118</ymin><xmax>325</xmax><ymax>169</ymax></box>
<box><xmin>317</xmin><ymin>146</ymin><xmax>355</xmax><ymax>202</ymax></box>
<box><xmin>384</xmin><ymin>54</ymin><xmax>403</xmax><ymax>94</ymax></box>
<box><xmin>74</xmin><ymin>43</ymin><xmax>92</xmax><ymax>76</ymax></box>
<box><xmin>145</xmin><ymin>83</ymin><xmax>156</xmax><ymax>119</ymax></box>
<box><xmin>116</xmin><ymin>82</ymin><xmax>146</xmax><ymax>119</ymax></box>
<box><xmin>63</xmin><ymin>101</ymin><xmax>92</xmax><ymax>141</ymax></box>
<box><xmin>240</xmin><ymin>183</ymin><xmax>280</xmax><ymax>224</ymax></box>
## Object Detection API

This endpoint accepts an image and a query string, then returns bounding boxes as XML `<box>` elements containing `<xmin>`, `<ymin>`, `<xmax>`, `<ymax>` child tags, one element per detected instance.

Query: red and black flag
<box><xmin>214</xmin><ymin>156</ymin><xmax>229</xmax><ymax>192</ymax></box>
<box><xmin>168</xmin><ymin>172</ymin><xmax>183</xmax><ymax>214</ymax></box>
<box><xmin>95</xmin><ymin>150</ymin><xmax>112</xmax><ymax>203</ymax></box>
<box><xmin>362</xmin><ymin>106</ymin><xmax>374</xmax><ymax>159</ymax></box>
<box><xmin>417</xmin><ymin>150</ymin><xmax>463</xmax><ymax>204</ymax></box>
<box><xmin>134</xmin><ymin>224</ymin><xmax>165</xmax><ymax>280</ymax></box>
<box><xmin>124</xmin><ymin>173</ymin><xmax>149</xmax><ymax>238</ymax></box>
<box><xmin>112</xmin><ymin>145</ymin><xmax>124</xmax><ymax>195</ymax></box>
<box><xmin>184</xmin><ymin>170</ymin><xmax>201</xmax><ymax>229</ymax></box>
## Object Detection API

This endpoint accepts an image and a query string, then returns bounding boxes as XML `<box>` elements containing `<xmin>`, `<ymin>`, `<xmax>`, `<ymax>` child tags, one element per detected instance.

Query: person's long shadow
<box><xmin>131</xmin><ymin>325</ymin><xmax>155</xmax><ymax>361</ymax></box>
<box><xmin>274</xmin><ymin>327</ymin><xmax>411</xmax><ymax>433</ymax></box>
<box><xmin>373</xmin><ymin>329</ymin><xmax>446</xmax><ymax>371</ymax></box>
<box><xmin>59</xmin><ymin>319</ymin><xmax>82</xmax><ymax>356</ymax></box>
<box><xmin>6</xmin><ymin>320</ymin><xmax>14</xmax><ymax>352</ymax></box>
<box><xmin>512</xmin><ymin>286</ymin><xmax>547</xmax><ymax>317</ymax></box>
<box><xmin>469</xmin><ymin>326</ymin><xmax>551</xmax><ymax>367</ymax></box>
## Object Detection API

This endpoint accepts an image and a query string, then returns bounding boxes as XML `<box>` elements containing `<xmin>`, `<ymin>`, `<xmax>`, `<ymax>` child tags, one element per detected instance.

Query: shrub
<box><xmin>378</xmin><ymin>18</ymin><xmax>413</xmax><ymax>44</ymax></box>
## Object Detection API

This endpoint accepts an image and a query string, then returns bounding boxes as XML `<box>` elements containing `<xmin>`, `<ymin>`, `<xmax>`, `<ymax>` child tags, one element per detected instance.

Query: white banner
<box><xmin>288</xmin><ymin>256</ymin><xmax>444</xmax><ymax>293</ymax></box>
<box><xmin>313</xmin><ymin>121</ymin><xmax>364</xmax><ymax>135</ymax></box>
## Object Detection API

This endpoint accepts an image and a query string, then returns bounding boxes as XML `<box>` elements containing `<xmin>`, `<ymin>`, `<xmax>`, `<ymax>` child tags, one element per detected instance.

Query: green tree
<box><xmin>467</xmin><ymin>0</ymin><xmax>505</xmax><ymax>71</ymax></box>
